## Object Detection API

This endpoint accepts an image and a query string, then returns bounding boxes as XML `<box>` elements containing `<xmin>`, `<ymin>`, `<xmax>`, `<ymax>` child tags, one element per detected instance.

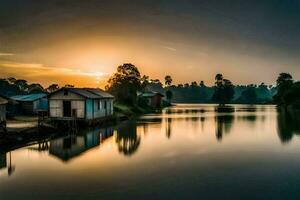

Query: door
<box><xmin>63</xmin><ymin>101</ymin><xmax>71</xmax><ymax>117</ymax></box>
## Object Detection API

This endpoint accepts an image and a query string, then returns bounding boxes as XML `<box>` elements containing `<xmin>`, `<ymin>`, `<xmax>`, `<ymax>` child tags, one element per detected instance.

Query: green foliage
<box><xmin>165</xmin><ymin>75</ymin><xmax>173</xmax><ymax>86</ymax></box>
<box><xmin>0</xmin><ymin>77</ymin><xmax>47</xmax><ymax>96</ymax></box>
<box><xmin>106</xmin><ymin>63</ymin><xmax>143</xmax><ymax>105</ymax></box>
<box><xmin>274</xmin><ymin>73</ymin><xmax>294</xmax><ymax>105</ymax></box>
<box><xmin>47</xmin><ymin>84</ymin><xmax>60</xmax><ymax>93</ymax></box>
<box><xmin>166</xmin><ymin>90</ymin><xmax>173</xmax><ymax>103</ymax></box>
<box><xmin>237</xmin><ymin>86</ymin><xmax>257</xmax><ymax>104</ymax></box>
<box><xmin>212</xmin><ymin>74</ymin><xmax>235</xmax><ymax>105</ymax></box>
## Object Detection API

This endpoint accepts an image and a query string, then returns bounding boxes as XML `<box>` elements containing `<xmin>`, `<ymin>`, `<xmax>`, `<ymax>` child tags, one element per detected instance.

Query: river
<box><xmin>1</xmin><ymin>104</ymin><xmax>300</xmax><ymax>200</ymax></box>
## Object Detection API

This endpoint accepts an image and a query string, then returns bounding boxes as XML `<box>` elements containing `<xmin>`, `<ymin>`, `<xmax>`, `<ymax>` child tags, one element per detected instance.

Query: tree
<box><xmin>166</xmin><ymin>90</ymin><xmax>173</xmax><ymax>103</ymax></box>
<box><xmin>212</xmin><ymin>74</ymin><xmax>235</xmax><ymax>106</ymax></box>
<box><xmin>14</xmin><ymin>79</ymin><xmax>28</xmax><ymax>92</ymax></box>
<box><xmin>28</xmin><ymin>83</ymin><xmax>44</xmax><ymax>94</ymax></box>
<box><xmin>274</xmin><ymin>73</ymin><xmax>294</xmax><ymax>104</ymax></box>
<box><xmin>165</xmin><ymin>75</ymin><xmax>172</xmax><ymax>86</ymax></box>
<box><xmin>64</xmin><ymin>84</ymin><xmax>74</xmax><ymax>88</ymax></box>
<box><xmin>191</xmin><ymin>81</ymin><xmax>198</xmax><ymax>87</ymax></box>
<box><xmin>240</xmin><ymin>87</ymin><xmax>257</xmax><ymax>104</ymax></box>
<box><xmin>47</xmin><ymin>84</ymin><xmax>60</xmax><ymax>93</ymax></box>
<box><xmin>200</xmin><ymin>80</ymin><xmax>205</xmax><ymax>87</ymax></box>
<box><xmin>106</xmin><ymin>63</ymin><xmax>143</xmax><ymax>105</ymax></box>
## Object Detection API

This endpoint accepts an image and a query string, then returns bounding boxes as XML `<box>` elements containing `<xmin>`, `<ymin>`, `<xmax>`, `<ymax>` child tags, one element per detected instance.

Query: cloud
<box><xmin>0</xmin><ymin>52</ymin><xmax>14</xmax><ymax>56</ymax></box>
<box><xmin>0</xmin><ymin>60</ymin><xmax>110</xmax><ymax>87</ymax></box>
<box><xmin>160</xmin><ymin>45</ymin><xmax>177</xmax><ymax>52</ymax></box>
<box><xmin>0</xmin><ymin>61</ymin><xmax>108</xmax><ymax>77</ymax></box>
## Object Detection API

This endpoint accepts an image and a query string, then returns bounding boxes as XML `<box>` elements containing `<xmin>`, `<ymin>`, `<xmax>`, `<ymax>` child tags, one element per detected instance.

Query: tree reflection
<box><xmin>116</xmin><ymin>121</ymin><xmax>141</xmax><ymax>156</ymax></box>
<box><xmin>215</xmin><ymin>115</ymin><xmax>234</xmax><ymax>141</ymax></box>
<box><xmin>165</xmin><ymin>117</ymin><xmax>172</xmax><ymax>139</ymax></box>
<box><xmin>277</xmin><ymin>108</ymin><xmax>300</xmax><ymax>144</ymax></box>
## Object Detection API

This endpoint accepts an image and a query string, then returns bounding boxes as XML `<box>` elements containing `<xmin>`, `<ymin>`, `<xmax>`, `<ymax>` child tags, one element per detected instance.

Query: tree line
<box><xmin>1</xmin><ymin>63</ymin><xmax>297</xmax><ymax>107</ymax></box>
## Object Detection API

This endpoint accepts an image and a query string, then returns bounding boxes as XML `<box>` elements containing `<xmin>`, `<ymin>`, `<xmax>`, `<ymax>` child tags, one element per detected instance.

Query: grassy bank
<box><xmin>114</xmin><ymin>102</ymin><xmax>160</xmax><ymax>117</ymax></box>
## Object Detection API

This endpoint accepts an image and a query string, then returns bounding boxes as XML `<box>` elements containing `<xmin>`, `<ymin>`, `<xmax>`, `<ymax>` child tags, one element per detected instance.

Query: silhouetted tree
<box><xmin>212</xmin><ymin>74</ymin><xmax>234</xmax><ymax>106</ymax></box>
<box><xmin>274</xmin><ymin>73</ymin><xmax>294</xmax><ymax>104</ymax></box>
<box><xmin>106</xmin><ymin>63</ymin><xmax>143</xmax><ymax>105</ymax></box>
<box><xmin>47</xmin><ymin>84</ymin><xmax>60</xmax><ymax>93</ymax></box>
<box><xmin>165</xmin><ymin>75</ymin><xmax>173</xmax><ymax>86</ymax></box>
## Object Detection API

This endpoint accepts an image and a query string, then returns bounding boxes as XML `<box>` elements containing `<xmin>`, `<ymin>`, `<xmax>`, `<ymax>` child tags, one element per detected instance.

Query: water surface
<box><xmin>1</xmin><ymin>104</ymin><xmax>300</xmax><ymax>200</ymax></box>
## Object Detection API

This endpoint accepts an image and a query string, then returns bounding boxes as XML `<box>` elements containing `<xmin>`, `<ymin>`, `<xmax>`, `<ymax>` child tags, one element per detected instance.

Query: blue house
<box><xmin>48</xmin><ymin>88</ymin><xmax>114</xmax><ymax>121</ymax></box>
<box><xmin>10</xmin><ymin>93</ymin><xmax>48</xmax><ymax>115</ymax></box>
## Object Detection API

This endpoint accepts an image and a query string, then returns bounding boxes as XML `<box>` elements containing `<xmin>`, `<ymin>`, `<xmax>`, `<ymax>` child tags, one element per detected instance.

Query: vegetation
<box><xmin>212</xmin><ymin>74</ymin><xmax>235</xmax><ymax>106</ymax></box>
<box><xmin>4</xmin><ymin>65</ymin><xmax>300</xmax><ymax>109</ymax></box>
<box><xmin>165</xmin><ymin>75</ymin><xmax>173</xmax><ymax>103</ymax></box>
<box><xmin>105</xmin><ymin>63</ymin><xmax>144</xmax><ymax>105</ymax></box>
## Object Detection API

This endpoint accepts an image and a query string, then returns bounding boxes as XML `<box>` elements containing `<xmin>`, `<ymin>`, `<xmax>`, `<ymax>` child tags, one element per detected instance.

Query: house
<box><xmin>48</xmin><ymin>88</ymin><xmax>114</xmax><ymax>121</ymax></box>
<box><xmin>10</xmin><ymin>93</ymin><xmax>48</xmax><ymax>115</ymax></box>
<box><xmin>49</xmin><ymin>127</ymin><xmax>113</xmax><ymax>161</ymax></box>
<box><xmin>139</xmin><ymin>91</ymin><xmax>164</xmax><ymax>108</ymax></box>
<box><xmin>0</xmin><ymin>95</ymin><xmax>8</xmax><ymax>132</ymax></box>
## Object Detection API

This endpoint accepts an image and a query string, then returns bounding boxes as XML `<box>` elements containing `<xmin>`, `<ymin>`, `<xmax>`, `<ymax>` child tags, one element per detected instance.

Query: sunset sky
<box><xmin>1</xmin><ymin>0</ymin><xmax>300</xmax><ymax>88</ymax></box>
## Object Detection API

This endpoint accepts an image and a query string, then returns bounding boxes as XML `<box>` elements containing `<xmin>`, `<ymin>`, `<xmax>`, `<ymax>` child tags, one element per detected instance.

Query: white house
<box><xmin>48</xmin><ymin>88</ymin><xmax>114</xmax><ymax>121</ymax></box>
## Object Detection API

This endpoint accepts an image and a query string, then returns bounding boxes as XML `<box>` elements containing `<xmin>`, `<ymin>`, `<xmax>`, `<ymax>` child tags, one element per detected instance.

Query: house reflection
<box><xmin>0</xmin><ymin>153</ymin><xmax>6</xmax><ymax>170</ymax></box>
<box><xmin>115</xmin><ymin>121</ymin><xmax>141</xmax><ymax>156</ymax></box>
<box><xmin>277</xmin><ymin>109</ymin><xmax>300</xmax><ymax>144</ymax></box>
<box><xmin>0</xmin><ymin>152</ymin><xmax>15</xmax><ymax>176</ymax></box>
<box><xmin>49</xmin><ymin>127</ymin><xmax>113</xmax><ymax>162</ymax></box>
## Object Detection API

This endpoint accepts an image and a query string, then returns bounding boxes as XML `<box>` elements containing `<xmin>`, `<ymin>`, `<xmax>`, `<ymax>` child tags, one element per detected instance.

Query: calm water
<box><xmin>1</xmin><ymin>104</ymin><xmax>300</xmax><ymax>200</ymax></box>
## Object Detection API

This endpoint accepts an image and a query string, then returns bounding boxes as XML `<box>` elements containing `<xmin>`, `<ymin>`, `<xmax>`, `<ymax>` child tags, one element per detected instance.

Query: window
<box><xmin>104</xmin><ymin>100</ymin><xmax>107</xmax><ymax>109</ymax></box>
<box><xmin>97</xmin><ymin>100</ymin><xmax>101</xmax><ymax>110</ymax></box>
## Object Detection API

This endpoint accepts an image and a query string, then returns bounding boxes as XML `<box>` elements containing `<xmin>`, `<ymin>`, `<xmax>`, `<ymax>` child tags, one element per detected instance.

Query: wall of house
<box><xmin>49</xmin><ymin>100</ymin><xmax>85</xmax><ymax>118</ymax></box>
<box><xmin>85</xmin><ymin>99</ymin><xmax>94</xmax><ymax>120</ymax></box>
<box><xmin>49</xmin><ymin>91</ymin><xmax>86</xmax><ymax>119</ymax></box>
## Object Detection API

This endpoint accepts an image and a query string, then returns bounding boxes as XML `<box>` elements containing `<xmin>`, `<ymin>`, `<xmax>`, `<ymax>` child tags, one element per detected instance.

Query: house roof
<box><xmin>139</xmin><ymin>91</ymin><xmax>164</xmax><ymax>97</ymax></box>
<box><xmin>0</xmin><ymin>96</ymin><xmax>8</xmax><ymax>105</ymax></box>
<box><xmin>11</xmin><ymin>93</ymin><xmax>47</xmax><ymax>102</ymax></box>
<box><xmin>49</xmin><ymin>88</ymin><xmax>114</xmax><ymax>99</ymax></box>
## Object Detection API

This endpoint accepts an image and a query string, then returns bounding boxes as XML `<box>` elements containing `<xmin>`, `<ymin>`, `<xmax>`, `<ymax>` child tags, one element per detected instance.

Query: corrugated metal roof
<box><xmin>0</xmin><ymin>96</ymin><xmax>8</xmax><ymax>105</ymax></box>
<box><xmin>51</xmin><ymin>88</ymin><xmax>114</xmax><ymax>99</ymax></box>
<box><xmin>140</xmin><ymin>92</ymin><xmax>164</xmax><ymax>97</ymax></box>
<box><xmin>85</xmin><ymin>88</ymin><xmax>114</xmax><ymax>98</ymax></box>
<box><xmin>68</xmin><ymin>88</ymin><xmax>100</xmax><ymax>99</ymax></box>
<box><xmin>11</xmin><ymin>93</ymin><xmax>47</xmax><ymax>102</ymax></box>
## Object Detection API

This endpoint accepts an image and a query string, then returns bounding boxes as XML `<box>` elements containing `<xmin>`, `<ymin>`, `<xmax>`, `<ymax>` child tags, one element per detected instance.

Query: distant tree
<box><xmin>212</xmin><ymin>74</ymin><xmax>235</xmax><ymax>106</ymax></box>
<box><xmin>141</xmin><ymin>75</ymin><xmax>149</xmax><ymax>89</ymax></box>
<box><xmin>7</xmin><ymin>77</ymin><xmax>16</xmax><ymax>85</ymax></box>
<box><xmin>274</xmin><ymin>73</ymin><xmax>294</xmax><ymax>104</ymax></box>
<box><xmin>165</xmin><ymin>75</ymin><xmax>173</xmax><ymax>87</ymax></box>
<box><xmin>65</xmin><ymin>84</ymin><xmax>74</xmax><ymax>88</ymax></box>
<box><xmin>184</xmin><ymin>83</ymin><xmax>189</xmax><ymax>88</ymax></box>
<box><xmin>240</xmin><ymin>87</ymin><xmax>257</xmax><ymax>104</ymax></box>
<box><xmin>28</xmin><ymin>83</ymin><xmax>44</xmax><ymax>94</ymax></box>
<box><xmin>47</xmin><ymin>84</ymin><xmax>60</xmax><ymax>93</ymax></box>
<box><xmin>191</xmin><ymin>81</ymin><xmax>198</xmax><ymax>87</ymax></box>
<box><xmin>106</xmin><ymin>63</ymin><xmax>143</xmax><ymax>105</ymax></box>
<box><xmin>14</xmin><ymin>79</ymin><xmax>28</xmax><ymax>92</ymax></box>
<box><xmin>166</xmin><ymin>90</ymin><xmax>173</xmax><ymax>103</ymax></box>
<box><xmin>200</xmin><ymin>80</ymin><xmax>205</xmax><ymax>87</ymax></box>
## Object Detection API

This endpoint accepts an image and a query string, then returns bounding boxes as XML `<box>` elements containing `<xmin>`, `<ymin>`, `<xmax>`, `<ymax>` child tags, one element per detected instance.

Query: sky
<box><xmin>1</xmin><ymin>0</ymin><xmax>300</xmax><ymax>88</ymax></box>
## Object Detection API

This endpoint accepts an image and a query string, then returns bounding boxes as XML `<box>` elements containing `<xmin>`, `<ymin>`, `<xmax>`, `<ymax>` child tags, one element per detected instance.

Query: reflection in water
<box><xmin>0</xmin><ymin>152</ymin><xmax>15</xmax><ymax>176</ymax></box>
<box><xmin>277</xmin><ymin>109</ymin><xmax>300</xmax><ymax>144</ymax></box>
<box><xmin>115</xmin><ymin>121</ymin><xmax>141</xmax><ymax>156</ymax></box>
<box><xmin>4</xmin><ymin>105</ymin><xmax>300</xmax><ymax>200</ymax></box>
<box><xmin>215</xmin><ymin>115</ymin><xmax>234</xmax><ymax>141</ymax></box>
<box><xmin>49</xmin><ymin>128</ymin><xmax>113</xmax><ymax>161</ymax></box>
<box><xmin>165</xmin><ymin>117</ymin><xmax>172</xmax><ymax>139</ymax></box>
